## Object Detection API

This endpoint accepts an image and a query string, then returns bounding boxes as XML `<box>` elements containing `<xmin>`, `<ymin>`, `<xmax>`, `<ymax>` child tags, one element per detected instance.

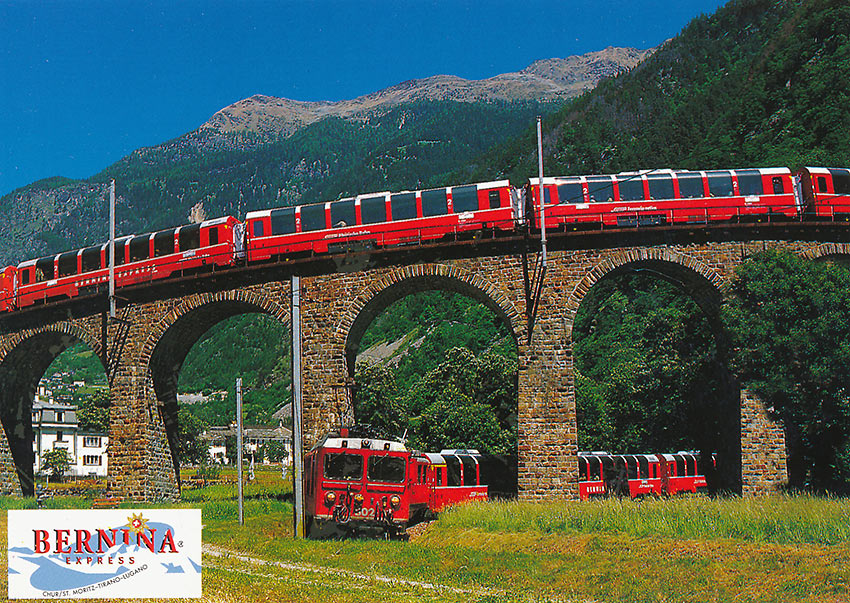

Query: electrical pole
<box><xmin>236</xmin><ymin>377</ymin><xmax>244</xmax><ymax>526</ymax></box>
<box><xmin>109</xmin><ymin>180</ymin><xmax>116</xmax><ymax>318</ymax></box>
<box><xmin>291</xmin><ymin>276</ymin><xmax>304</xmax><ymax>538</ymax></box>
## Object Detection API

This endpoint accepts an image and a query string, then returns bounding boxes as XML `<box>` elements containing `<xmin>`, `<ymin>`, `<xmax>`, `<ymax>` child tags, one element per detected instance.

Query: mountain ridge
<box><xmin>199</xmin><ymin>46</ymin><xmax>653</xmax><ymax>140</ymax></box>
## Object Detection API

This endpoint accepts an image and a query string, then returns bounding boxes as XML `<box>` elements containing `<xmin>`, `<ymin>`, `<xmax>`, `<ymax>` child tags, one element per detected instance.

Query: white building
<box><xmin>32</xmin><ymin>398</ymin><xmax>108</xmax><ymax>478</ymax></box>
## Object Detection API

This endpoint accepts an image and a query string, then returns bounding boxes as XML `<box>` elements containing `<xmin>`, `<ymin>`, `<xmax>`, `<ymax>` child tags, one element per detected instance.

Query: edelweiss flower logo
<box><xmin>127</xmin><ymin>513</ymin><xmax>149</xmax><ymax>534</ymax></box>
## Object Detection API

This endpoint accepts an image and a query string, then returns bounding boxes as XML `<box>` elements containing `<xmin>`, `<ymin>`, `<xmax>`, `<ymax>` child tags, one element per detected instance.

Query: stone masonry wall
<box><xmin>741</xmin><ymin>389</ymin><xmax>788</xmax><ymax>494</ymax></box>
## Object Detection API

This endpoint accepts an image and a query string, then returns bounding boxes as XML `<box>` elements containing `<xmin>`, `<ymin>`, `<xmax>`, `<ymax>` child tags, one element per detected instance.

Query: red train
<box><xmin>0</xmin><ymin>166</ymin><xmax>848</xmax><ymax>313</ymax></box>
<box><xmin>578</xmin><ymin>451</ymin><xmax>713</xmax><ymax>500</ymax></box>
<box><xmin>303</xmin><ymin>428</ymin><xmax>515</xmax><ymax>538</ymax></box>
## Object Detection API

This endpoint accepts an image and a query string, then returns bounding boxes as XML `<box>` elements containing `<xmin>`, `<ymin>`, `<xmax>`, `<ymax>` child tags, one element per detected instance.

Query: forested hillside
<box><xmin>0</xmin><ymin>102</ymin><xmax>548</xmax><ymax>266</ymax></box>
<box><xmin>456</xmin><ymin>0</ymin><xmax>849</xmax><ymax>183</ymax></box>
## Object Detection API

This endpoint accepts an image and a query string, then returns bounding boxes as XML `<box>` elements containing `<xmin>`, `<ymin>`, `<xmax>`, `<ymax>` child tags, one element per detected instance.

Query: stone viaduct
<box><xmin>1</xmin><ymin>227</ymin><xmax>847</xmax><ymax>500</ymax></box>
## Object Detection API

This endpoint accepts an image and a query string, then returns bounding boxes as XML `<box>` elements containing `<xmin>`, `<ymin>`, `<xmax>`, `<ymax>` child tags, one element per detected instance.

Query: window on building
<box><xmin>56</xmin><ymin>411</ymin><xmax>64</xmax><ymax>423</ymax></box>
<box><xmin>56</xmin><ymin>431</ymin><xmax>64</xmax><ymax>441</ymax></box>
<box><xmin>83</xmin><ymin>436</ymin><xmax>101</xmax><ymax>448</ymax></box>
<box><xmin>83</xmin><ymin>455</ymin><xmax>102</xmax><ymax>466</ymax></box>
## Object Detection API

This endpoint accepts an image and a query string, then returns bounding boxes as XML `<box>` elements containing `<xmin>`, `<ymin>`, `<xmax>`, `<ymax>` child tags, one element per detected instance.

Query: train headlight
<box><xmin>353</xmin><ymin>493</ymin><xmax>365</xmax><ymax>508</ymax></box>
<box><xmin>390</xmin><ymin>495</ymin><xmax>401</xmax><ymax>509</ymax></box>
<box><xmin>324</xmin><ymin>491</ymin><xmax>336</xmax><ymax>506</ymax></box>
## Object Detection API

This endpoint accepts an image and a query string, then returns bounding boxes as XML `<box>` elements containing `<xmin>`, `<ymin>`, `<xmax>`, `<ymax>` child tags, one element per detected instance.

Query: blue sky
<box><xmin>0</xmin><ymin>0</ymin><xmax>727</xmax><ymax>197</ymax></box>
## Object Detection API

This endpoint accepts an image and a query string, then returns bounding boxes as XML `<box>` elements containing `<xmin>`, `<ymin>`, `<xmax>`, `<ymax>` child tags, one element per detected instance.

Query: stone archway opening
<box><xmin>0</xmin><ymin>331</ymin><xmax>105</xmax><ymax>496</ymax></box>
<box><xmin>570</xmin><ymin>259</ymin><xmax>740</xmax><ymax>493</ymax></box>
<box><xmin>344</xmin><ymin>275</ymin><xmax>520</xmax><ymax>463</ymax></box>
<box><xmin>147</xmin><ymin>301</ymin><xmax>289</xmax><ymax>490</ymax></box>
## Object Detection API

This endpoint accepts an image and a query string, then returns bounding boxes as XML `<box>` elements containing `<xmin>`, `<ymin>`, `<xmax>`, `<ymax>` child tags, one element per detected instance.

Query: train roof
<box><xmin>319</xmin><ymin>437</ymin><xmax>407</xmax><ymax>452</ymax></box>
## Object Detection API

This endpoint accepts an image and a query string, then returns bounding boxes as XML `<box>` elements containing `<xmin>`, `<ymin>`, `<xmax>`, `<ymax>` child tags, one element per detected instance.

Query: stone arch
<box><xmin>337</xmin><ymin>263</ymin><xmax>524</xmax><ymax>377</ymax></box>
<box><xmin>563</xmin><ymin>249</ymin><xmax>742</xmax><ymax>492</ymax></box>
<box><xmin>801</xmin><ymin>242</ymin><xmax>850</xmax><ymax>265</ymax></box>
<box><xmin>140</xmin><ymin>289</ymin><xmax>289</xmax><ymax>487</ymax></box>
<box><xmin>0</xmin><ymin>322</ymin><xmax>104</xmax><ymax>496</ymax></box>
<box><xmin>563</xmin><ymin>248</ymin><xmax>725</xmax><ymax>327</ymax></box>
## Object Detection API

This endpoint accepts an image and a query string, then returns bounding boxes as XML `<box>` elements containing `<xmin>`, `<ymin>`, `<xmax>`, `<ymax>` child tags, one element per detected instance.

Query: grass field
<box><xmin>2</xmin><ymin>468</ymin><xmax>848</xmax><ymax>602</ymax></box>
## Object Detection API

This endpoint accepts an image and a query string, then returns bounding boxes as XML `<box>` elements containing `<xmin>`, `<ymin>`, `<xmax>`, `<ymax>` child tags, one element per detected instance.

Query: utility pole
<box><xmin>291</xmin><ymin>276</ymin><xmax>304</xmax><ymax>538</ymax></box>
<box><xmin>109</xmin><ymin>180</ymin><xmax>116</xmax><ymax>318</ymax></box>
<box><xmin>236</xmin><ymin>377</ymin><xmax>244</xmax><ymax>526</ymax></box>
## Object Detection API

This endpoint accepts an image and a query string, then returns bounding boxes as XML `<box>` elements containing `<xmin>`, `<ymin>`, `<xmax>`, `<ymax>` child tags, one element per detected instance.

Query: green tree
<box><xmin>723</xmin><ymin>250</ymin><xmax>850</xmax><ymax>492</ymax></box>
<box><xmin>76</xmin><ymin>389</ymin><xmax>110</xmax><ymax>432</ymax></box>
<box><xmin>177</xmin><ymin>408</ymin><xmax>209</xmax><ymax>465</ymax></box>
<box><xmin>41</xmin><ymin>448</ymin><xmax>72</xmax><ymax>482</ymax></box>
<box><xmin>573</xmin><ymin>273</ymin><xmax>723</xmax><ymax>454</ymax></box>
<box><xmin>353</xmin><ymin>362</ymin><xmax>404</xmax><ymax>436</ymax></box>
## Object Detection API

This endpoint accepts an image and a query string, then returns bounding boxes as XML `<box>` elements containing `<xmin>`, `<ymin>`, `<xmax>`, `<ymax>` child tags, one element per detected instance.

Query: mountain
<box><xmin>456</xmin><ymin>0</ymin><xmax>850</xmax><ymax>183</ymax></box>
<box><xmin>200</xmin><ymin>47</ymin><xmax>653</xmax><ymax>141</ymax></box>
<box><xmin>0</xmin><ymin>46</ymin><xmax>651</xmax><ymax>267</ymax></box>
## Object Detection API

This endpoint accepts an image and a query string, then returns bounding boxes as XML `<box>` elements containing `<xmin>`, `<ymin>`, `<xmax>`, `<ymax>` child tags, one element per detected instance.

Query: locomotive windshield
<box><xmin>323</xmin><ymin>452</ymin><xmax>363</xmax><ymax>480</ymax></box>
<box><xmin>366</xmin><ymin>455</ymin><xmax>405</xmax><ymax>483</ymax></box>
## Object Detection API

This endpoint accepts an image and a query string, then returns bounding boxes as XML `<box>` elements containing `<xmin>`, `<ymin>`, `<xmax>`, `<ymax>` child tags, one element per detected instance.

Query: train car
<box><xmin>0</xmin><ymin>266</ymin><xmax>16</xmax><ymax>312</ymax></box>
<box><xmin>578</xmin><ymin>451</ymin><xmax>710</xmax><ymax>500</ymax></box>
<box><xmin>528</xmin><ymin>168</ymin><xmax>798</xmax><ymax>231</ymax></box>
<box><xmin>244</xmin><ymin>180</ymin><xmax>517</xmax><ymax>262</ymax></box>
<box><xmin>12</xmin><ymin>217</ymin><xmax>240</xmax><ymax>309</ymax></box>
<box><xmin>303</xmin><ymin>429</ymin><xmax>493</xmax><ymax>538</ymax></box>
<box><xmin>798</xmin><ymin>167</ymin><xmax>850</xmax><ymax>220</ymax></box>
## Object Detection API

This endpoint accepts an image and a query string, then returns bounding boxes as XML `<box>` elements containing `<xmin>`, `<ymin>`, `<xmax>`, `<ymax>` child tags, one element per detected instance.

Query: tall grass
<box><xmin>438</xmin><ymin>495</ymin><xmax>850</xmax><ymax>545</ymax></box>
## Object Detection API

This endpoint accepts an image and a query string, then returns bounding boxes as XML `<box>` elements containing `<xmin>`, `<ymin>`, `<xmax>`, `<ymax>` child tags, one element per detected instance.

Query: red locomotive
<box><xmin>303</xmin><ymin>428</ymin><xmax>514</xmax><ymax>538</ymax></box>
<box><xmin>0</xmin><ymin>166</ymin><xmax>848</xmax><ymax>314</ymax></box>
<box><xmin>578</xmin><ymin>451</ymin><xmax>713</xmax><ymax>500</ymax></box>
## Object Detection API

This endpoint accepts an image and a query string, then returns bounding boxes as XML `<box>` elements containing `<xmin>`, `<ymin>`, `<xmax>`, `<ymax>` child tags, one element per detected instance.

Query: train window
<box><xmin>57</xmin><ymin>252</ymin><xmax>78</xmax><ymax>278</ymax></box>
<box><xmin>390</xmin><ymin>192</ymin><xmax>417</xmax><ymax>221</ymax></box>
<box><xmin>422</xmin><ymin>189</ymin><xmax>448</xmax><ymax>216</ymax></box>
<box><xmin>154</xmin><ymin>230</ymin><xmax>175</xmax><ymax>257</ymax></box>
<box><xmin>647</xmin><ymin>174</ymin><xmax>675</xmax><ymax>200</ymax></box>
<box><xmin>20</xmin><ymin>269</ymin><xmax>30</xmax><ymax>285</ymax></box>
<box><xmin>35</xmin><ymin>257</ymin><xmax>54</xmax><ymax>282</ymax></box>
<box><xmin>618</xmin><ymin>177</ymin><xmax>645</xmax><ymax>202</ymax></box>
<box><xmin>626</xmin><ymin>457</ymin><xmax>639</xmax><ymax>480</ymax></box>
<box><xmin>300</xmin><ymin>204</ymin><xmax>327</xmax><ymax>232</ymax></box>
<box><xmin>360</xmin><ymin>195</ymin><xmax>387</xmax><ymax>224</ymax></box>
<box><xmin>114</xmin><ymin>239</ymin><xmax>128</xmax><ymax>265</ymax></box>
<box><xmin>675</xmin><ymin>457</ymin><xmax>686</xmax><ymax>476</ymax></box>
<box><xmin>677</xmin><ymin>173</ymin><xmax>705</xmax><ymax>198</ymax></box>
<box><xmin>129</xmin><ymin>235</ymin><xmax>150</xmax><ymax>262</ymax></box>
<box><xmin>81</xmin><ymin>247</ymin><xmax>101</xmax><ymax>273</ymax></box>
<box><xmin>323</xmin><ymin>452</ymin><xmax>363</xmax><ymax>480</ymax></box>
<box><xmin>179</xmin><ymin>225</ymin><xmax>201</xmax><ymax>251</ymax></box>
<box><xmin>773</xmin><ymin>177</ymin><xmax>786</xmax><ymax>194</ymax></box>
<box><xmin>817</xmin><ymin>176</ymin><xmax>828</xmax><ymax>193</ymax></box>
<box><xmin>685</xmin><ymin>456</ymin><xmax>696</xmax><ymax>476</ymax></box>
<box><xmin>638</xmin><ymin>456</ymin><xmax>650</xmax><ymax>478</ymax></box>
<box><xmin>707</xmin><ymin>171</ymin><xmax>734</xmax><ymax>197</ymax></box>
<box><xmin>208</xmin><ymin>227</ymin><xmax>219</xmax><ymax>246</ymax></box>
<box><xmin>366</xmin><ymin>455</ymin><xmax>405</xmax><ymax>483</ymax></box>
<box><xmin>586</xmin><ymin>176</ymin><xmax>614</xmax><ymax>203</ymax></box>
<box><xmin>451</xmin><ymin>185</ymin><xmax>478</xmax><ymax>213</ymax></box>
<box><xmin>588</xmin><ymin>457</ymin><xmax>601</xmax><ymax>481</ymax></box>
<box><xmin>737</xmin><ymin>170</ymin><xmax>764</xmax><ymax>196</ymax></box>
<box><xmin>578</xmin><ymin>457</ymin><xmax>588</xmax><ymax>480</ymax></box>
<box><xmin>444</xmin><ymin>456</ymin><xmax>462</xmax><ymax>486</ymax></box>
<box><xmin>330</xmin><ymin>198</ymin><xmax>356</xmax><ymax>228</ymax></box>
<box><xmin>270</xmin><ymin>208</ymin><xmax>296</xmax><ymax>234</ymax></box>
<box><xmin>253</xmin><ymin>220</ymin><xmax>266</xmax><ymax>237</ymax></box>
<box><xmin>488</xmin><ymin>189</ymin><xmax>501</xmax><ymax>209</ymax></box>
<box><xmin>829</xmin><ymin>169</ymin><xmax>850</xmax><ymax>194</ymax></box>
<box><xmin>557</xmin><ymin>182</ymin><xmax>584</xmax><ymax>204</ymax></box>
<box><xmin>461</xmin><ymin>456</ymin><xmax>477</xmax><ymax>485</ymax></box>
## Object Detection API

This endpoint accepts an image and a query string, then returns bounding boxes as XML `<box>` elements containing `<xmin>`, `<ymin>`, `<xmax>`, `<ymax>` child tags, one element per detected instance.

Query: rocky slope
<box><xmin>200</xmin><ymin>47</ymin><xmax>654</xmax><ymax>140</ymax></box>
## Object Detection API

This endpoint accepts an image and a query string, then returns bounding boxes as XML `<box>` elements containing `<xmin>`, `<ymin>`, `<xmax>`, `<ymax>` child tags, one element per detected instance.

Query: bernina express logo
<box><xmin>8</xmin><ymin>509</ymin><xmax>202</xmax><ymax>599</ymax></box>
